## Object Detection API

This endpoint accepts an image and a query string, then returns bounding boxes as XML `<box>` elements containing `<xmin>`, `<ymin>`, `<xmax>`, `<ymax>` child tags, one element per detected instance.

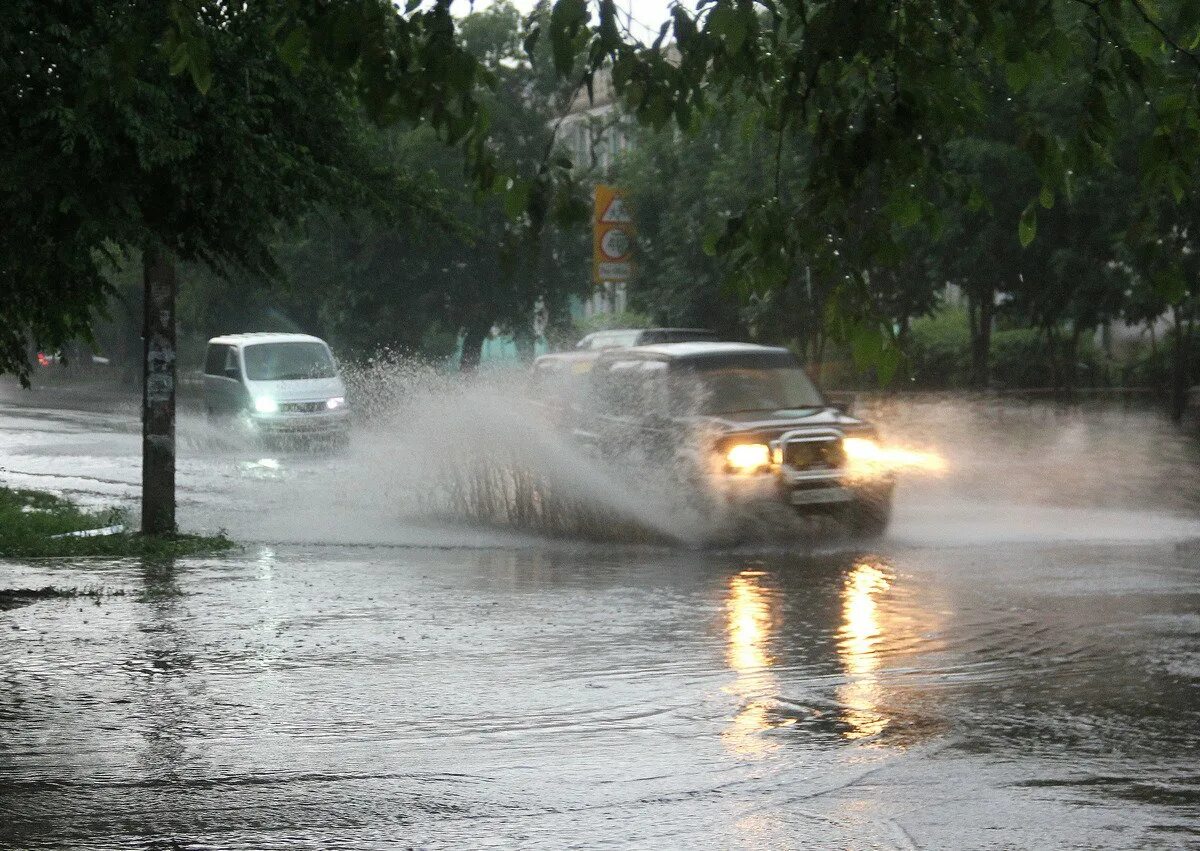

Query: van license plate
<box><xmin>791</xmin><ymin>487</ymin><xmax>851</xmax><ymax>505</ymax></box>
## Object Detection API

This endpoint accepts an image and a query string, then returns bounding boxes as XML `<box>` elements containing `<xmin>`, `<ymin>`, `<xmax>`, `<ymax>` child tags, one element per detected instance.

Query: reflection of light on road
<box><xmin>838</xmin><ymin>562</ymin><xmax>892</xmax><ymax>739</ymax></box>
<box><xmin>240</xmin><ymin>457</ymin><xmax>284</xmax><ymax>479</ymax></box>
<box><xmin>728</xmin><ymin>572</ymin><xmax>771</xmax><ymax>671</ymax></box>
<box><xmin>723</xmin><ymin>570</ymin><xmax>793</xmax><ymax>757</ymax></box>
<box><xmin>256</xmin><ymin>546</ymin><xmax>276</xmax><ymax>578</ymax></box>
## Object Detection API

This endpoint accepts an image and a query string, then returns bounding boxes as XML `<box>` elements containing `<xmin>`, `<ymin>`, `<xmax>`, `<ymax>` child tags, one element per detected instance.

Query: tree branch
<box><xmin>1127</xmin><ymin>0</ymin><xmax>1200</xmax><ymax>73</ymax></box>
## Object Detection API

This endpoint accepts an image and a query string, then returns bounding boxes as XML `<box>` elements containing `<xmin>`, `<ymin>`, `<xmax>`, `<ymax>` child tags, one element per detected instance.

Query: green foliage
<box><xmin>617</xmin><ymin>100</ymin><xmax>772</xmax><ymax>339</ymax></box>
<box><xmin>7</xmin><ymin>0</ymin><xmax>1200</xmax><ymax>389</ymax></box>
<box><xmin>619</xmin><ymin>95</ymin><xmax>940</xmax><ymax>367</ymax></box>
<box><xmin>567</xmin><ymin>0</ymin><xmax>1200</xmax><ymax>374</ymax></box>
<box><xmin>176</xmin><ymin>4</ymin><xmax>588</xmax><ymax>368</ymax></box>
<box><xmin>0</xmin><ymin>1</ymin><xmax>397</xmax><ymax>384</ymax></box>
<box><xmin>0</xmin><ymin>488</ymin><xmax>233</xmax><ymax>559</ymax></box>
<box><xmin>1121</xmin><ymin>327</ymin><xmax>1200</xmax><ymax>387</ymax></box>
<box><xmin>907</xmin><ymin>307</ymin><xmax>1106</xmax><ymax>389</ymax></box>
<box><xmin>990</xmin><ymin>328</ymin><xmax>1057</xmax><ymax>389</ymax></box>
<box><xmin>907</xmin><ymin>308</ymin><xmax>972</xmax><ymax>388</ymax></box>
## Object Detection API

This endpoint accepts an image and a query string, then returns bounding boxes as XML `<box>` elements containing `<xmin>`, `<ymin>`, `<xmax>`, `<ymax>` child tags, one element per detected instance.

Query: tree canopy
<box><xmin>0</xmin><ymin>0</ymin><xmax>487</xmax><ymax>383</ymax></box>
<box><xmin>5</xmin><ymin>0</ymin><xmax>1200</xmax><ymax>388</ymax></box>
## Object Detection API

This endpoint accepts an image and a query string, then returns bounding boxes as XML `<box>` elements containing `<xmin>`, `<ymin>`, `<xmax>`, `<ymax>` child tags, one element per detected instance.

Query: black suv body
<box><xmin>570</xmin><ymin>342</ymin><xmax>895</xmax><ymax>535</ymax></box>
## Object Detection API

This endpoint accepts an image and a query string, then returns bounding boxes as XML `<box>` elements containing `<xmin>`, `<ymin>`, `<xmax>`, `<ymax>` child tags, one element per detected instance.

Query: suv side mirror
<box><xmin>224</xmin><ymin>366</ymin><xmax>240</xmax><ymax>380</ymax></box>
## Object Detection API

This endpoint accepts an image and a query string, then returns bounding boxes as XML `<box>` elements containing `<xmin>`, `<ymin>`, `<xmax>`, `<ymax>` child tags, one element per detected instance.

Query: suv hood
<box><xmin>244</xmin><ymin>376</ymin><xmax>345</xmax><ymax>402</ymax></box>
<box><xmin>708</xmin><ymin>407</ymin><xmax>860</xmax><ymax>431</ymax></box>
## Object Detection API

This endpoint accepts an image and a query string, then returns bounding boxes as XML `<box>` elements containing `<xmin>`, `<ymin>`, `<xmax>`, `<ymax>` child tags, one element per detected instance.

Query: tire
<box><xmin>847</xmin><ymin>490</ymin><xmax>893</xmax><ymax>538</ymax></box>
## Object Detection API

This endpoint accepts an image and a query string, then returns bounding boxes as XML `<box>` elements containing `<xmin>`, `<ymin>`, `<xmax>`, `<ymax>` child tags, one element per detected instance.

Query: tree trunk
<box><xmin>1169</xmin><ymin>305</ymin><xmax>1188</xmax><ymax>423</ymax></box>
<box><xmin>1064</xmin><ymin>323</ymin><xmax>1083</xmax><ymax>393</ymax></box>
<box><xmin>459</xmin><ymin>317</ymin><xmax>491</xmax><ymax>373</ymax></box>
<box><xmin>967</xmin><ymin>286</ymin><xmax>993</xmax><ymax>389</ymax></box>
<box><xmin>141</xmin><ymin>245</ymin><xmax>176</xmax><ymax>535</ymax></box>
<box><xmin>810</xmin><ymin>325</ymin><xmax>826</xmax><ymax>376</ymax></box>
<box><xmin>1044</xmin><ymin>324</ymin><xmax>1060</xmax><ymax>391</ymax></box>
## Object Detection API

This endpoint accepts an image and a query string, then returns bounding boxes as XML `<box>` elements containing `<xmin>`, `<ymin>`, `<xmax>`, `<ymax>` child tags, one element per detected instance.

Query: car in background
<box><xmin>575</xmin><ymin>327</ymin><xmax>717</xmax><ymax>351</ymax></box>
<box><xmin>579</xmin><ymin>342</ymin><xmax>895</xmax><ymax>535</ymax></box>
<box><xmin>534</xmin><ymin>328</ymin><xmax>719</xmax><ymax>378</ymax></box>
<box><xmin>202</xmin><ymin>333</ymin><xmax>349</xmax><ymax>443</ymax></box>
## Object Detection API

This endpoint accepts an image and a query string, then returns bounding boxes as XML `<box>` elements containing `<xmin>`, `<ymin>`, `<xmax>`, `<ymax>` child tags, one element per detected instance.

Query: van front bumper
<box><xmin>249</xmin><ymin>410</ymin><xmax>350</xmax><ymax>436</ymax></box>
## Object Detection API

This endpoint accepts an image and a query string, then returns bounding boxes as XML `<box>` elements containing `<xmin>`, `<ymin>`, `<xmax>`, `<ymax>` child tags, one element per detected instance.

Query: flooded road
<box><xmin>2</xmin><ymin>384</ymin><xmax>1200</xmax><ymax>847</ymax></box>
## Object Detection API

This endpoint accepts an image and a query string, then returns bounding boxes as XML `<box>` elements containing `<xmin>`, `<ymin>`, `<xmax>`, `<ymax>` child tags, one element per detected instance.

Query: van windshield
<box><xmin>243</xmin><ymin>342</ymin><xmax>336</xmax><ymax>381</ymax></box>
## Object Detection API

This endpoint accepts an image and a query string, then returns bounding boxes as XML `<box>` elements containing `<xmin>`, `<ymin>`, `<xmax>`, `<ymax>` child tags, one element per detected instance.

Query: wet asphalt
<box><xmin>1</xmin><ymin>381</ymin><xmax>1199</xmax><ymax>849</ymax></box>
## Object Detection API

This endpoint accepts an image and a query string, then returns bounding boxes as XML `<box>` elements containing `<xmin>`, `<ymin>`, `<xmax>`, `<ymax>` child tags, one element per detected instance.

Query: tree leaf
<box><xmin>188</xmin><ymin>46</ymin><xmax>212</xmax><ymax>94</ymax></box>
<box><xmin>1018</xmin><ymin>202</ymin><xmax>1037</xmax><ymax>247</ymax></box>
<box><xmin>279</xmin><ymin>26</ymin><xmax>308</xmax><ymax>74</ymax></box>
<box><xmin>504</xmin><ymin>178</ymin><xmax>531</xmax><ymax>220</ymax></box>
<box><xmin>967</xmin><ymin>184</ymin><xmax>986</xmax><ymax>212</ymax></box>
<box><xmin>708</xmin><ymin>4</ymin><xmax>747</xmax><ymax>52</ymax></box>
<box><xmin>885</xmin><ymin>190</ymin><xmax>921</xmax><ymax>228</ymax></box>
<box><xmin>169</xmin><ymin>41</ymin><xmax>189</xmax><ymax>76</ymax></box>
<box><xmin>549</xmin><ymin>0</ymin><xmax>588</xmax><ymax>76</ymax></box>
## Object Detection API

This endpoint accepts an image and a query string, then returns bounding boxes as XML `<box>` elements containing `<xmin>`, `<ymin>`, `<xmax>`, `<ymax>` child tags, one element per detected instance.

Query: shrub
<box><xmin>906</xmin><ymin>308</ymin><xmax>1107</xmax><ymax>389</ymax></box>
<box><xmin>906</xmin><ymin>308</ymin><xmax>970</xmax><ymax>388</ymax></box>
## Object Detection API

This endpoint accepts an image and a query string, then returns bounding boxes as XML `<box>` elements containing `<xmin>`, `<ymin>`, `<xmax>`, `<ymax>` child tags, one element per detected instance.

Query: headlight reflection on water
<box><xmin>837</xmin><ymin>561</ymin><xmax>893</xmax><ymax>740</ymax></box>
<box><xmin>722</xmin><ymin>570</ymin><xmax>795</xmax><ymax>757</ymax></box>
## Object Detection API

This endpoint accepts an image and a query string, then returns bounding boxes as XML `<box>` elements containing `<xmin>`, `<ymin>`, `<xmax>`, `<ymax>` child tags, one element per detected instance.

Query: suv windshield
<box><xmin>243</xmin><ymin>342</ymin><xmax>336</xmax><ymax>381</ymax></box>
<box><xmin>685</xmin><ymin>365</ymin><xmax>824</xmax><ymax>414</ymax></box>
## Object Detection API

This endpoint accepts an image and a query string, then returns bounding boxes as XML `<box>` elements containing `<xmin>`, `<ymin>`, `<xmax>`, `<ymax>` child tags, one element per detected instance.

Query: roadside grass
<box><xmin>0</xmin><ymin>487</ymin><xmax>234</xmax><ymax>559</ymax></box>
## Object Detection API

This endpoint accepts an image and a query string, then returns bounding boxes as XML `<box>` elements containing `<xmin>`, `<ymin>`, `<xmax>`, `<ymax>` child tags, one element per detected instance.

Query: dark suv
<box><xmin>576</xmin><ymin>342</ymin><xmax>895</xmax><ymax>535</ymax></box>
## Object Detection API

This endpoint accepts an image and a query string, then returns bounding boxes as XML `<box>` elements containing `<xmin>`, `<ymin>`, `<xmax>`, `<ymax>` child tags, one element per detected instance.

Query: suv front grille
<box><xmin>279</xmin><ymin>401</ymin><xmax>326</xmax><ymax>413</ymax></box>
<box><xmin>783</xmin><ymin>437</ymin><xmax>844</xmax><ymax>471</ymax></box>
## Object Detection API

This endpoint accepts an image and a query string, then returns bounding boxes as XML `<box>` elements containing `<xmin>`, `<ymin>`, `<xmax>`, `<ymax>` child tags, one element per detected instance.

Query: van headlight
<box><xmin>725</xmin><ymin>443</ymin><xmax>771</xmax><ymax>474</ymax></box>
<box><xmin>326</xmin><ymin>397</ymin><xmax>345</xmax><ymax>410</ymax></box>
<box><xmin>254</xmin><ymin>397</ymin><xmax>279</xmax><ymax>414</ymax></box>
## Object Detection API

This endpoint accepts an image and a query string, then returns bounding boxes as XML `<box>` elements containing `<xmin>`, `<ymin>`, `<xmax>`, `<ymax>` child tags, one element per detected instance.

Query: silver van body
<box><xmin>202</xmin><ymin>333</ymin><xmax>349</xmax><ymax>439</ymax></box>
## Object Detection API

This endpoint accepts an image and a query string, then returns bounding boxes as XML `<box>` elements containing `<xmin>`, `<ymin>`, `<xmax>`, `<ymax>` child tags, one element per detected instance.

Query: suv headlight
<box><xmin>254</xmin><ymin>397</ymin><xmax>279</xmax><ymax>414</ymax></box>
<box><xmin>725</xmin><ymin>443</ymin><xmax>771</xmax><ymax>474</ymax></box>
<box><xmin>842</xmin><ymin>436</ymin><xmax>882</xmax><ymax>462</ymax></box>
<box><xmin>326</xmin><ymin>397</ymin><xmax>346</xmax><ymax>410</ymax></box>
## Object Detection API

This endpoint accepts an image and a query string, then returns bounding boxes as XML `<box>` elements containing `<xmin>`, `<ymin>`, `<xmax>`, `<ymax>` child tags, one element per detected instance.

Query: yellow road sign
<box><xmin>593</xmin><ymin>185</ymin><xmax>635</xmax><ymax>285</ymax></box>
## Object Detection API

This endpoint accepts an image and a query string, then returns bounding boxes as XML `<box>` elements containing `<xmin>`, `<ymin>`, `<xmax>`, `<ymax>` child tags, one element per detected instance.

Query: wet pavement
<box><xmin>2</xmin><ymin>382</ymin><xmax>1200</xmax><ymax>848</ymax></box>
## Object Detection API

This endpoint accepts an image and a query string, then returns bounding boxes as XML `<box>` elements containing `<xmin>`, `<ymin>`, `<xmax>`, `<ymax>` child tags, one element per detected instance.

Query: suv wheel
<box><xmin>847</xmin><ymin>492</ymin><xmax>892</xmax><ymax>538</ymax></box>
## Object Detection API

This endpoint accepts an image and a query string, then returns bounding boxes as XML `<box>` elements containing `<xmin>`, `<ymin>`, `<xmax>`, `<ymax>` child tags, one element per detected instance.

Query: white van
<box><xmin>202</xmin><ymin>333</ymin><xmax>349</xmax><ymax>441</ymax></box>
